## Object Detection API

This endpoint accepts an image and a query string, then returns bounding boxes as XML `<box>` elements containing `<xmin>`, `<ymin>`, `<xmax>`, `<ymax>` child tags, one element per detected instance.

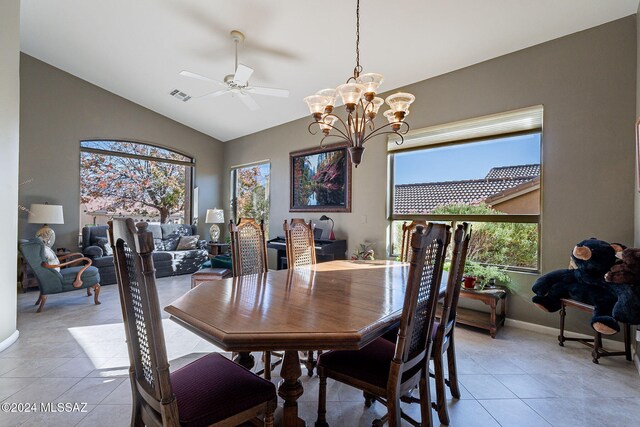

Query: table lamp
<box><xmin>319</xmin><ymin>215</ymin><xmax>335</xmax><ymax>240</ymax></box>
<box><xmin>205</xmin><ymin>208</ymin><xmax>225</xmax><ymax>242</ymax></box>
<box><xmin>28</xmin><ymin>203</ymin><xmax>64</xmax><ymax>248</ymax></box>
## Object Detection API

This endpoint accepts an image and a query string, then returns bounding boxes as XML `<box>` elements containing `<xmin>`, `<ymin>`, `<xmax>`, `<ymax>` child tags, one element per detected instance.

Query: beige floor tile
<box><xmin>3</xmin><ymin>377</ymin><xmax>81</xmax><ymax>404</ymax></box>
<box><xmin>75</xmin><ymin>404</ymin><xmax>132</xmax><ymax>427</ymax></box>
<box><xmin>55</xmin><ymin>377</ymin><xmax>125</xmax><ymax>405</ymax></box>
<box><xmin>457</xmin><ymin>374</ymin><xmax>517</xmax><ymax>399</ymax></box>
<box><xmin>479</xmin><ymin>398</ymin><xmax>551</xmax><ymax>427</ymax></box>
<box><xmin>20</xmin><ymin>403</ymin><xmax>95</xmax><ymax>427</ymax></box>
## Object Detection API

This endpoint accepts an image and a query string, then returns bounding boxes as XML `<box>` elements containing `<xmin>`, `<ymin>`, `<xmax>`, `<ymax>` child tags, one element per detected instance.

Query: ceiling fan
<box><xmin>179</xmin><ymin>30</ymin><xmax>290</xmax><ymax>111</ymax></box>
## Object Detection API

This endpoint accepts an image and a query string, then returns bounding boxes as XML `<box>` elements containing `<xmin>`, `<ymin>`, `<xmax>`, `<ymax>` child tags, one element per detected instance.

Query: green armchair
<box><xmin>19</xmin><ymin>238</ymin><xmax>101</xmax><ymax>312</ymax></box>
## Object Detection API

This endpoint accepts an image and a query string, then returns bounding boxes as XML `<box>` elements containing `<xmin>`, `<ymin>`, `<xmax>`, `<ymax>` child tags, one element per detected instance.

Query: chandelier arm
<box><xmin>319</xmin><ymin>133</ymin><xmax>352</xmax><ymax>148</ymax></box>
<box><xmin>322</xmin><ymin>113</ymin><xmax>352</xmax><ymax>141</ymax></box>
<box><xmin>359</xmin><ymin>121</ymin><xmax>410</xmax><ymax>145</ymax></box>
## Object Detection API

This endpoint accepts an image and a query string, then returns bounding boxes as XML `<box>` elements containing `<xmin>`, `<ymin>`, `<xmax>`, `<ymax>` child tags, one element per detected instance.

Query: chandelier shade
<box><xmin>304</xmin><ymin>0</ymin><xmax>414</xmax><ymax>167</ymax></box>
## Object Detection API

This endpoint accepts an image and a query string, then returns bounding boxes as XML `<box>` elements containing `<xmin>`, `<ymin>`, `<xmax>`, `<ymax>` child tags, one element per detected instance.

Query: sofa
<box><xmin>82</xmin><ymin>223</ymin><xmax>208</xmax><ymax>285</ymax></box>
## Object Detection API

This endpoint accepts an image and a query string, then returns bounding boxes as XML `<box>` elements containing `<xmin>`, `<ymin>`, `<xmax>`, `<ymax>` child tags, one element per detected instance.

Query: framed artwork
<box><xmin>290</xmin><ymin>143</ymin><xmax>352</xmax><ymax>212</ymax></box>
<box><xmin>636</xmin><ymin>117</ymin><xmax>640</xmax><ymax>192</ymax></box>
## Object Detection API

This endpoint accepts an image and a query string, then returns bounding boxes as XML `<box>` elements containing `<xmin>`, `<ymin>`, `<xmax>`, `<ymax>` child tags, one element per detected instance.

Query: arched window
<box><xmin>80</xmin><ymin>140</ymin><xmax>194</xmax><ymax>227</ymax></box>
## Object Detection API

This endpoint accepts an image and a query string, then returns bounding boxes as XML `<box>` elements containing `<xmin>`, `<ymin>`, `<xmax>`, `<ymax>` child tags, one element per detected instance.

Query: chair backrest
<box><xmin>108</xmin><ymin>219</ymin><xmax>179</xmax><ymax>426</ymax></box>
<box><xmin>399</xmin><ymin>220</ymin><xmax>428</xmax><ymax>262</ymax></box>
<box><xmin>229</xmin><ymin>218</ymin><xmax>268</xmax><ymax>277</ymax></box>
<box><xmin>18</xmin><ymin>238</ymin><xmax>63</xmax><ymax>292</ymax></box>
<box><xmin>81</xmin><ymin>225</ymin><xmax>110</xmax><ymax>250</ymax></box>
<box><xmin>283</xmin><ymin>219</ymin><xmax>316</xmax><ymax>268</ymax></box>
<box><xmin>393</xmin><ymin>223</ymin><xmax>450</xmax><ymax>380</ymax></box>
<box><xmin>439</xmin><ymin>223</ymin><xmax>472</xmax><ymax>328</ymax></box>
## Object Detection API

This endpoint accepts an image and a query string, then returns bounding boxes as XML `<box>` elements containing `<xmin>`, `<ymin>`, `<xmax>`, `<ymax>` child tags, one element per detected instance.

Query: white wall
<box><xmin>0</xmin><ymin>0</ymin><xmax>20</xmax><ymax>350</ymax></box>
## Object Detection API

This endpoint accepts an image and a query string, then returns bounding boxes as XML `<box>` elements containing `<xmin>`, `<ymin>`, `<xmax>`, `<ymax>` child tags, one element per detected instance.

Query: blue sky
<box><xmin>394</xmin><ymin>133</ymin><xmax>541</xmax><ymax>185</ymax></box>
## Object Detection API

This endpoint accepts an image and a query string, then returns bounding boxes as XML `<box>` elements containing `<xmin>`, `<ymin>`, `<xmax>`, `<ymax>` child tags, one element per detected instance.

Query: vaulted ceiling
<box><xmin>20</xmin><ymin>0</ymin><xmax>638</xmax><ymax>142</ymax></box>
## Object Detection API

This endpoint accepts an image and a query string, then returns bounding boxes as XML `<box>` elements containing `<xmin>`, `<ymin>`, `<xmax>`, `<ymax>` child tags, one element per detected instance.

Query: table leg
<box><xmin>489</xmin><ymin>299</ymin><xmax>497</xmax><ymax>339</ymax></box>
<box><xmin>278</xmin><ymin>350</ymin><xmax>305</xmax><ymax>427</ymax></box>
<box><xmin>234</xmin><ymin>352</ymin><xmax>255</xmax><ymax>370</ymax></box>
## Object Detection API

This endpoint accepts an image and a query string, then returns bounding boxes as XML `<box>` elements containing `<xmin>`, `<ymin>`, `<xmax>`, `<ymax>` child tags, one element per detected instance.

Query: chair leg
<box><xmin>363</xmin><ymin>391</ymin><xmax>376</xmax><ymax>408</ymax></box>
<box><xmin>264</xmin><ymin>351</ymin><xmax>271</xmax><ymax>380</ymax></box>
<box><xmin>624</xmin><ymin>322</ymin><xmax>632</xmax><ymax>361</ymax></box>
<box><xmin>386</xmin><ymin>390</ymin><xmax>402</xmax><ymax>427</ymax></box>
<box><xmin>264</xmin><ymin>399</ymin><xmax>276</xmax><ymax>427</ymax></box>
<box><xmin>36</xmin><ymin>295</ymin><xmax>47</xmax><ymax>313</ymax></box>
<box><xmin>315</xmin><ymin>369</ymin><xmax>328</xmax><ymax>427</ymax></box>
<box><xmin>592</xmin><ymin>332</ymin><xmax>602</xmax><ymax>364</ymax></box>
<box><xmin>419</xmin><ymin>376</ymin><xmax>434</xmax><ymax>427</ymax></box>
<box><xmin>433</xmin><ymin>351</ymin><xmax>450</xmax><ymax>425</ymax></box>
<box><xmin>35</xmin><ymin>293</ymin><xmax>42</xmax><ymax>305</ymax></box>
<box><xmin>446</xmin><ymin>334</ymin><xmax>461</xmax><ymax>399</ymax></box>
<box><xmin>558</xmin><ymin>303</ymin><xmax>567</xmax><ymax>347</ymax></box>
<box><xmin>93</xmin><ymin>284</ymin><xmax>101</xmax><ymax>305</ymax></box>
<box><xmin>87</xmin><ymin>287</ymin><xmax>92</xmax><ymax>296</ymax></box>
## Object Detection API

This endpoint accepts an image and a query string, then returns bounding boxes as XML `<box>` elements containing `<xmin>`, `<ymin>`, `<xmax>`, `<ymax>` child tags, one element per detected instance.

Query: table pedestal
<box><xmin>234</xmin><ymin>351</ymin><xmax>255</xmax><ymax>370</ymax></box>
<box><xmin>278</xmin><ymin>350</ymin><xmax>305</xmax><ymax>427</ymax></box>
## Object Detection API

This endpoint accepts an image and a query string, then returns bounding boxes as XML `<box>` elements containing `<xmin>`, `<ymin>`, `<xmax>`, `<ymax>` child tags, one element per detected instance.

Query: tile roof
<box><xmin>394</xmin><ymin>164</ymin><xmax>540</xmax><ymax>214</ymax></box>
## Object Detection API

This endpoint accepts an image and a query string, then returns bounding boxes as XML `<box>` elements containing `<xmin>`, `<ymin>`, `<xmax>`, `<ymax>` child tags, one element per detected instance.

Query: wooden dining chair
<box><xmin>283</xmin><ymin>218</ymin><xmax>320</xmax><ymax>376</ymax></box>
<box><xmin>399</xmin><ymin>220</ymin><xmax>428</xmax><ymax>262</ymax></box>
<box><xmin>109</xmin><ymin>219</ymin><xmax>276</xmax><ymax>427</ymax></box>
<box><xmin>229</xmin><ymin>217</ymin><xmax>279</xmax><ymax>379</ymax></box>
<box><xmin>283</xmin><ymin>218</ymin><xmax>316</xmax><ymax>269</ymax></box>
<box><xmin>316</xmin><ymin>223</ymin><xmax>450</xmax><ymax>427</ymax></box>
<box><xmin>402</xmin><ymin>222</ymin><xmax>471</xmax><ymax>425</ymax></box>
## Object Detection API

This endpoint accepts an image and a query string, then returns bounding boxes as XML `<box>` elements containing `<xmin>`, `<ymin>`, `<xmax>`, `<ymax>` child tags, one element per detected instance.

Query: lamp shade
<box><xmin>205</xmin><ymin>208</ymin><xmax>225</xmax><ymax>224</ymax></box>
<box><xmin>27</xmin><ymin>204</ymin><xmax>64</xmax><ymax>224</ymax></box>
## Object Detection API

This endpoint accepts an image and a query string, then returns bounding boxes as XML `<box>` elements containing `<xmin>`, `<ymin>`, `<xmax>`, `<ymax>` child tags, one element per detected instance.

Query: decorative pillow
<box><xmin>156</xmin><ymin>234</ymin><xmax>180</xmax><ymax>251</ymax></box>
<box><xmin>43</xmin><ymin>246</ymin><xmax>60</xmax><ymax>272</ymax></box>
<box><xmin>95</xmin><ymin>237</ymin><xmax>113</xmax><ymax>256</ymax></box>
<box><xmin>176</xmin><ymin>235</ymin><xmax>199</xmax><ymax>251</ymax></box>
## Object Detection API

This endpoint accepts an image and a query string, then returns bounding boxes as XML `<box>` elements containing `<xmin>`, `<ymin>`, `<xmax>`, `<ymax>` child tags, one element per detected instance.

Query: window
<box><xmin>230</xmin><ymin>161</ymin><xmax>270</xmax><ymax>236</ymax></box>
<box><xmin>80</xmin><ymin>140</ymin><xmax>194</xmax><ymax>227</ymax></box>
<box><xmin>388</xmin><ymin>106</ymin><xmax>542</xmax><ymax>271</ymax></box>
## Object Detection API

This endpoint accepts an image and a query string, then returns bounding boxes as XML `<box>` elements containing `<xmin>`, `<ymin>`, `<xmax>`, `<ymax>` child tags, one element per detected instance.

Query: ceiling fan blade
<box><xmin>179</xmin><ymin>70</ymin><xmax>225</xmax><ymax>86</ymax></box>
<box><xmin>196</xmin><ymin>89</ymin><xmax>228</xmax><ymax>99</ymax></box>
<box><xmin>233</xmin><ymin>64</ymin><xmax>254</xmax><ymax>86</ymax></box>
<box><xmin>247</xmin><ymin>86</ymin><xmax>290</xmax><ymax>98</ymax></box>
<box><xmin>238</xmin><ymin>93</ymin><xmax>260</xmax><ymax>111</ymax></box>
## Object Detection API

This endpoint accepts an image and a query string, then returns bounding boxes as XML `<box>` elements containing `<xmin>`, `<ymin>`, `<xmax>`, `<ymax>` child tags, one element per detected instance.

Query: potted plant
<box><xmin>462</xmin><ymin>261</ymin><xmax>513</xmax><ymax>291</ymax></box>
<box><xmin>351</xmin><ymin>242</ymin><xmax>375</xmax><ymax>260</ymax></box>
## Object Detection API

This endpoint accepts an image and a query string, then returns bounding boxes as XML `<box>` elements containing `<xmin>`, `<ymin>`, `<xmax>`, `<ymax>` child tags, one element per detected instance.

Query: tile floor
<box><xmin>1</xmin><ymin>276</ymin><xmax>639</xmax><ymax>427</ymax></box>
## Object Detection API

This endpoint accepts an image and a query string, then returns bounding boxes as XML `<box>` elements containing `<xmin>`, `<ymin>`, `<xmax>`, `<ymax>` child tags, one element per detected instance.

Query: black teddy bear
<box><xmin>531</xmin><ymin>238</ymin><xmax>623</xmax><ymax>335</ymax></box>
<box><xmin>604</xmin><ymin>248</ymin><xmax>640</xmax><ymax>325</ymax></box>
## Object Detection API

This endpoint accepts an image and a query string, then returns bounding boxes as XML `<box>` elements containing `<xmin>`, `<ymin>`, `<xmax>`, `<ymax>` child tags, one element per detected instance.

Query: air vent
<box><xmin>169</xmin><ymin>89</ymin><xmax>191</xmax><ymax>102</ymax></box>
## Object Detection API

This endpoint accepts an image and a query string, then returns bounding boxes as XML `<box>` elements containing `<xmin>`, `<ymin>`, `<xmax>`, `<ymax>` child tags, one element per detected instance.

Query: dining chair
<box><xmin>399</xmin><ymin>220</ymin><xmax>428</xmax><ymax>262</ymax></box>
<box><xmin>229</xmin><ymin>217</ymin><xmax>279</xmax><ymax>379</ymax></box>
<box><xmin>406</xmin><ymin>222</ymin><xmax>471</xmax><ymax>425</ymax></box>
<box><xmin>283</xmin><ymin>218</ymin><xmax>320</xmax><ymax>376</ymax></box>
<box><xmin>316</xmin><ymin>223</ymin><xmax>450</xmax><ymax>427</ymax></box>
<box><xmin>109</xmin><ymin>219</ymin><xmax>276</xmax><ymax>427</ymax></box>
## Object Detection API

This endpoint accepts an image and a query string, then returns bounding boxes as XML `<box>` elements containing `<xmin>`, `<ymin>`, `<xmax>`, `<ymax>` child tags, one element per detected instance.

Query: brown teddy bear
<box><xmin>605</xmin><ymin>248</ymin><xmax>640</xmax><ymax>284</ymax></box>
<box><xmin>603</xmin><ymin>248</ymin><xmax>640</xmax><ymax>326</ymax></box>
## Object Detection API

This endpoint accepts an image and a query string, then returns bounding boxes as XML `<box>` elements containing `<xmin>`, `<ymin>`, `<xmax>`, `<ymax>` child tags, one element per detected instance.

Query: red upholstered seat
<box><xmin>171</xmin><ymin>353</ymin><xmax>276</xmax><ymax>427</ymax></box>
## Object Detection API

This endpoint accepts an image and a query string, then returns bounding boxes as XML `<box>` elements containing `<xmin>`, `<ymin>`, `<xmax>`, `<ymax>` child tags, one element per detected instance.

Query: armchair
<box><xmin>18</xmin><ymin>238</ymin><xmax>101</xmax><ymax>312</ymax></box>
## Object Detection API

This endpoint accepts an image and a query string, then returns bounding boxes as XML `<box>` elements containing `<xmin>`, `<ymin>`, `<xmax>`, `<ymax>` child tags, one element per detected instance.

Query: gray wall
<box><xmin>224</xmin><ymin>17</ymin><xmax>637</xmax><ymax>335</ymax></box>
<box><xmin>0</xmin><ymin>0</ymin><xmax>20</xmax><ymax>347</ymax></box>
<box><xmin>19</xmin><ymin>54</ymin><xmax>225</xmax><ymax>250</ymax></box>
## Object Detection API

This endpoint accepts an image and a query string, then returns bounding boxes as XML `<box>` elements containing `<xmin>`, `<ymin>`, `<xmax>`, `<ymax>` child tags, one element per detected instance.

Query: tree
<box><xmin>80</xmin><ymin>147</ymin><xmax>187</xmax><ymax>223</ymax></box>
<box><xmin>234</xmin><ymin>165</ymin><xmax>270</xmax><ymax>233</ymax></box>
<box><xmin>430</xmin><ymin>203</ymin><xmax>538</xmax><ymax>268</ymax></box>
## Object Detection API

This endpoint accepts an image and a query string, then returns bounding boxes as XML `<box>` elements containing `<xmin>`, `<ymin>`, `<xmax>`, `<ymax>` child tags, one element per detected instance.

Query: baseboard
<box><xmin>504</xmin><ymin>318</ymin><xmax>625</xmax><ymax>351</ymax></box>
<box><xmin>0</xmin><ymin>330</ymin><xmax>19</xmax><ymax>353</ymax></box>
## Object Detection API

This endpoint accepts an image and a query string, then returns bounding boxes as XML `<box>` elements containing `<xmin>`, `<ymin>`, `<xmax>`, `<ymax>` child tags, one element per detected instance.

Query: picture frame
<box><xmin>636</xmin><ymin>117</ymin><xmax>640</xmax><ymax>192</ymax></box>
<box><xmin>290</xmin><ymin>143</ymin><xmax>352</xmax><ymax>212</ymax></box>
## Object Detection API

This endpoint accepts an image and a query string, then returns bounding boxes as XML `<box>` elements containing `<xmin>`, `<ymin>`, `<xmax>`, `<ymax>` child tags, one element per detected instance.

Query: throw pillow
<box><xmin>157</xmin><ymin>234</ymin><xmax>180</xmax><ymax>251</ymax></box>
<box><xmin>43</xmin><ymin>245</ymin><xmax>61</xmax><ymax>272</ymax></box>
<box><xmin>176</xmin><ymin>235</ymin><xmax>199</xmax><ymax>251</ymax></box>
<box><xmin>95</xmin><ymin>237</ymin><xmax>113</xmax><ymax>256</ymax></box>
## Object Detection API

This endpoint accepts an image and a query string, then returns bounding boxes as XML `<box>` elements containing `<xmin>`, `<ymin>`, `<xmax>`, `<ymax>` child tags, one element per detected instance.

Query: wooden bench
<box><xmin>558</xmin><ymin>298</ymin><xmax>632</xmax><ymax>364</ymax></box>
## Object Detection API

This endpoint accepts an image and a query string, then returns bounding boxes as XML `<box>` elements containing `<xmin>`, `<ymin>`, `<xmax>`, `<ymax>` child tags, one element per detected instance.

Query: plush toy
<box><xmin>531</xmin><ymin>238</ymin><xmax>623</xmax><ymax>335</ymax></box>
<box><xmin>604</xmin><ymin>248</ymin><xmax>640</xmax><ymax>325</ymax></box>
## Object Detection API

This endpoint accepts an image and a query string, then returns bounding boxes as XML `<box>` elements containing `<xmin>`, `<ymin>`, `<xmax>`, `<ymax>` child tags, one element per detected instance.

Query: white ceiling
<box><xmin>20</xmin><ymin>0</ymin><xmax>638</xmax><ymax>142</ymax></box>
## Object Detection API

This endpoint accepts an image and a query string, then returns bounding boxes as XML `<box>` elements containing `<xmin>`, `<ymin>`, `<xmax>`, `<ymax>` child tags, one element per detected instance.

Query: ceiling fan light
<box><xmin>385</xmin><ymin>92</ymin><xmax>415</xmax><ymax>114</ymax></box>
<box><xmin>356</xmin><ymin>73</ymin><xmax>384</xmax><ymax>98</ymax></box>
<box><xmin>304</xmin><ymin>95</ymin><xmax>330</xmax><ymax>120</ymax></box>
<box><xmin>337</xmin><ymin>83</ymin><xmax>365</xmax><ymax>110</ymax></box>
<box><xmin>316</xmin><ymin>88</ymin><xmax>338</xmax><ymax>113</ymax></box>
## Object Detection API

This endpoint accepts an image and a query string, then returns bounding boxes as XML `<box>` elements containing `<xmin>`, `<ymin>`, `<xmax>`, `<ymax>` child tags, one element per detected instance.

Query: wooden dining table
<box><xmin>165</xmin><ymin>259</ymin><xmax>438</xmax><ymax>427</ymax></box>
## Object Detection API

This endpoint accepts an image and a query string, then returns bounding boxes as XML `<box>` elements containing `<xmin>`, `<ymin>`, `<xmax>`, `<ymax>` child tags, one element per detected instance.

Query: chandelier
<box><xmin>304</xmin><ymin>0</ymin><xmax>415</xmax><ymax>168</ymax></box>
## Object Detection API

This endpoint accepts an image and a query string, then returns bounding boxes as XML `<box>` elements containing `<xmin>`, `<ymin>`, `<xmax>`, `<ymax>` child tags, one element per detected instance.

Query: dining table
<box><xmin>165</xmin><ymin>259</ymin><xmax>444</xmax><ymax>427</ymax></box>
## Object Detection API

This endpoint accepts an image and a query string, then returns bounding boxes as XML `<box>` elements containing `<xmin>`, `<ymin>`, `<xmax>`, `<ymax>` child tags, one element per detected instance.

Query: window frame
<box><xmin>387</xmin><ymin>127</ymin><xmax>542</xmax><ymax>273</ymax></box>
<box><xmin>229</xmin><ymin>159</ymin><xmax>271</xmax><ymax>226</ymax></box>
<box><xmin>79</xmin><ymin>139</ymin><xmax>195</xmax><ymax>224</ymax></box>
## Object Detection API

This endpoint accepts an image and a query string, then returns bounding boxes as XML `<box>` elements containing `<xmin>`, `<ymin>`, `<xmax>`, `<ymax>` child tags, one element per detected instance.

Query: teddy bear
<box><xmin>604</xmin><ymin>248</ymin><xmax>640</xmax><ymax>325</ymax></box>
<box><xmin>531</xmin><ymin>238</ymin><xmax>623</xmax><ymax>335</ymax></box>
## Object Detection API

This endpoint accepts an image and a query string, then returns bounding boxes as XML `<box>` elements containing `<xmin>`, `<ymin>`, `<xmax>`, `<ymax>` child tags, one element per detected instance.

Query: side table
<box><xmin>207</xmin><ymin>242</ymin><xmax>230</xmax><ymax>257</ymax></box>
<box><xmin>456</xmin><ymin>288</ymin><xmax>507</xmax><ymax>338</ymax></box>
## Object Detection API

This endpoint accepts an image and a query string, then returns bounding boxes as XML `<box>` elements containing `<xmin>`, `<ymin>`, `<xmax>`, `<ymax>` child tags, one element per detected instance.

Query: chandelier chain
<box><xmin>354</xmin><ymin>0</ymin><xmax>362</xmax><ymax>77</ymax></box>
